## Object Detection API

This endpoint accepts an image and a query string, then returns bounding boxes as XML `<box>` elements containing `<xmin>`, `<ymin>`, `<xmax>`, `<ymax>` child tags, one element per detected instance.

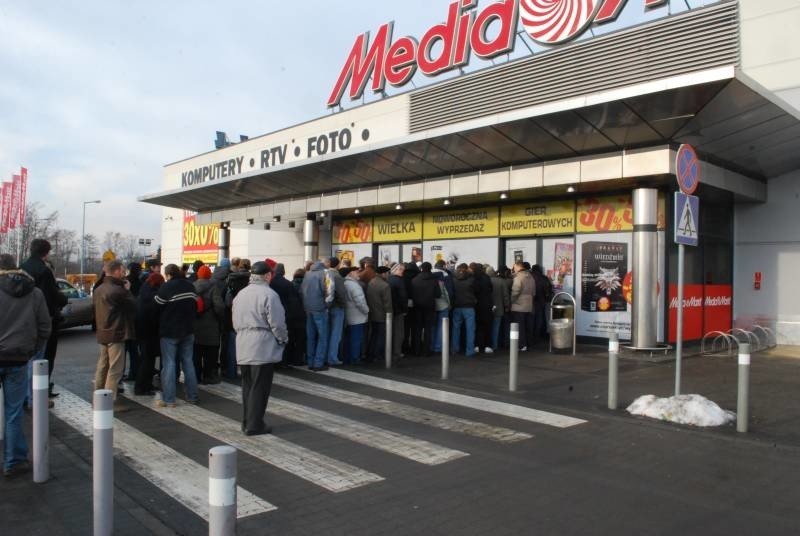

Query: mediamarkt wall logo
<box><xmin>328</xmin><ymin>0</ymin><xmax>668</xmax><ymax>107</ymax></box>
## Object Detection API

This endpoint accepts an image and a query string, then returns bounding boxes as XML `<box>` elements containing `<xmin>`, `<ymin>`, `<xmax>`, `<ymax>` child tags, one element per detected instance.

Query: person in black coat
<box><xmin>126</xmin><ymin>262</ymin><xmax>143</xmax><ymax>297</ymax></box>
<box><xmin>401</xmin><ymin>262</ymin><xmax>419</xmax><ymax>356</ymax></box>
<box><xmin>269</xmin><ymin>262</ymin><xmax>306</xmax><ymax>366</ymax></box>
<box><xmin>470</xmin><ymin>263</ymin><xmax>494</xmax><ymax>354</ymax></box>
<box><xmin>135</xmin><ymin>273</ymin><xmax>164</xmax><ymax>395</ymax></box>
<box><xmin>388</xmin><ymin>263</ymin><xmax>408</xmax><ymax>359</ymax></box>
<box><xmin>410</xmin><ymin>262</ymin><xmax>440</xmax><ymax>357</ymax></box>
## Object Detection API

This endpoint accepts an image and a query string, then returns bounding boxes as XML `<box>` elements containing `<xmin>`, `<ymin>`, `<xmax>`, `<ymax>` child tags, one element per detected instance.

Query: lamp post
<box><xmin>81</xmin><ymin>200</ymin><xmax>101</xmax><ymax>290</ymax></box>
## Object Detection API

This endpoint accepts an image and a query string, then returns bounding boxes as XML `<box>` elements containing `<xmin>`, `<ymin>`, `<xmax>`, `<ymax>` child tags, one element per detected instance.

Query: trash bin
<box><xmin>550</xmin><ymin>318</ymin><xmax>574</xmax><ymax>350</ymax></box>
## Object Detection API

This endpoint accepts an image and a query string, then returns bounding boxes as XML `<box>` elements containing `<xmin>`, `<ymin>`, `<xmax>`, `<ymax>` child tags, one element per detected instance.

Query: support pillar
<box><xmin>631</xmin><ymin>188</ymin><xmax>659</xmax><ymax>348</ymax></box>
<box><xmin>218</xmin><ymin>225</ymin><xmax>230</xmax><ymax>262</ymax></box>
<box><xmin>304</xmin><ymin>214</ymin><xmax>319</xmax><ymax>263</ymax></box>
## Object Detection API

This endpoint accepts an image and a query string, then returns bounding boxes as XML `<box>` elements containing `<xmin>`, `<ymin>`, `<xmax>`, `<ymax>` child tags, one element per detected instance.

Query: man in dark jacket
<box><xmin>222</xmin><ymin>264</ymin><xmax>250</xmax><ymax>379</ymax></box>
<box><xmin>365</xmin><ymin>266</ymin><xmax>392</xmax><ymax>362</ymax></box>
<box><xmin>93</xmin><ymin>260</ymin><xmax>136</xmax><ymax>409</ymax></box>
<box><xmin>451</xmin><ymin>263</ymin><xmax>478</xmax><ymax>357</ymax></box>
<box><xmin>154</xmin><ymin>264</ymin><xmax>198</xmax><ymax>406</ymax></box>
<box><xmin>388</xmin><ymin>263</ymin><xmax>408</xmax><ymax>359</ymax></box>
<box><xmin>269</xmin><ymin>261</ymin><xmax>305</xmax><ymax>366</ymax></box>
<box><xmin>21</xmin><ymin>238</ymin><xmax>67</xmax><ymax>399</ymax></box>
<box><xmin>193</xmin><ymin>265</ymin><xmax>224</xmax><ymax>384</ymax></box>
<box><xmin>324</xmin><ymin>257</ymin><xmax>347</xmax><ymax>366</ymax></box>
<box><xmin>471</xmin><ymin>263</ymin><xmax>494</xmax><ymax>354</ymax></box>
<box><xmin>410</xmin><ymin>262</ymin><xmax>440</xmax><ymax>357</ymax></box>
<box><xmin>0</xmin><ymin>254</ymin><xmax>51</xmax><ymax>477</ymax></box>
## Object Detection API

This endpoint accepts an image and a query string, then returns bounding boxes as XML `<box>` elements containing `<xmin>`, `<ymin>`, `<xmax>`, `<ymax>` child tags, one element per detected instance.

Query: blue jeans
<box><xmin>327</xmin><ymin>307</ymin><xmax>345</xmax><ymax>364</ymax></box>
<box><xmin>344</xmin><ymin>323</ymin><xmax>365</xmax><ymax>364</ymax></box>
<box><xmin>451</xmin><ymin>307</ymin><xmax>476</xmax><ymax>357</ymax></box>
<box><xmin>306</xmin><ymin>311</ymin><xmax>329</xmax><ymax>368</ymax></box>
<box><xmin>160</xmin><ymin>335</ymin><xmax>197</xmax><ymax>403</ymax></box>
<box><xmin>491</xmin><ymin>316</ymin><xmax>503</xmax><ymax>350</ymax></box>
<box><xmin>431</xmin><ymin>310</ymin><xmax>449</xmax><ymax>352</ymax></box>
<box><xmin>1</xmin><ymin>365</ymin><xmax>29</xmax><ymax>472</ymax></box>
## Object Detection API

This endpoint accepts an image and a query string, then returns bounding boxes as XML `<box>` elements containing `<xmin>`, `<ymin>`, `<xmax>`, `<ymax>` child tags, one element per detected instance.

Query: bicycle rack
<box><xmin>728</xmin><ymin>328</ymin><xmax>761</xmax><ymax>351</ymax></box>
<box><xmin>701</xmin><ymin>331</ymin><xmax>739</xmax><ymax>357</ymax></box>
<box><xmin>751</xmin><ymin>325</ymin><xmax>777</xmax><ymax>349</ymax></box>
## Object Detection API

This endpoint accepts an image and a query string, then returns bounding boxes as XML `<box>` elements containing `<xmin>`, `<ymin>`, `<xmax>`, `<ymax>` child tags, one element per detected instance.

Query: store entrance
<box><xmin>502</xmin><ymin>236</ymin><xmax>576</xmax><ymax>296</ymax></box>
<box><xmin>374</xmin><ymin>243</ymin><xmax>422</xmax><ymax>266</ymax></box>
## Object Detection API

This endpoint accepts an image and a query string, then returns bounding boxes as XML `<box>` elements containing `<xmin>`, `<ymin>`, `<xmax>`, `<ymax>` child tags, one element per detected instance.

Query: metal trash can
<box><xmin>550</xmin><ymin>318</ymin><xmax>574</xmax><ymax>350</ymax></box>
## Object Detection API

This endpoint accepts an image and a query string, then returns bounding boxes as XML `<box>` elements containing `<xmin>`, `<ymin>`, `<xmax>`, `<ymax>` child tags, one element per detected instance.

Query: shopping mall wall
<box><xmin>734</xmin><ymin>170</ymin><xmax>800</xmax><ymax>344</ymax></box>
<box><xmin>740</xmin><ymin>0</ymin><xmax>800</xmax><ymax>108</ymax></box>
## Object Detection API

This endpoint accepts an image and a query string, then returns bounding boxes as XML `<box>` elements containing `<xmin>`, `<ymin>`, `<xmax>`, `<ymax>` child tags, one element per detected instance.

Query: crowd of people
<box><xmin>1</xmin><ymin>239</ymin><xmax>555</xmax><ymax>475</ymax></box>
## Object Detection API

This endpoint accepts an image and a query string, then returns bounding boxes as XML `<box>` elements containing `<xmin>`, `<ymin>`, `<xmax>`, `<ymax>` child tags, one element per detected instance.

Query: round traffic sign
<box><xmin>676</xmin><ymin>144</ymin><xmax>700</xmax><ymax>195</ymax></box>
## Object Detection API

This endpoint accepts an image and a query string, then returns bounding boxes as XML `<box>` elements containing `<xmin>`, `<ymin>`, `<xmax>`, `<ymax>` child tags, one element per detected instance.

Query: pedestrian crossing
<box><xmin>52</xmin><ymin>387</ymin><xmax>276</xmax><ymax>520</ymax></box>
<box><xmin>50</xmin><ymin>370</ymin><xmax>586</xmax><ymax>525</ymax></box>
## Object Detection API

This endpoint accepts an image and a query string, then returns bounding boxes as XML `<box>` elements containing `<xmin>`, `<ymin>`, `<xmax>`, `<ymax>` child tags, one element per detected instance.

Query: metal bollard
<box><xmin>94</xmin><ymin>389</ymin><xmax>114</xmax><ymax>536</ymax></box>
<box><xmin>608</xmin><ymin>332</ymin><xmax>619</xmax><ymax>354</ymax></box>
<box><xmin>509</xmin><ymin>323</ymin><xmax>519</xmax><ymax>392</ymax></box>
<box><xmin>209</xmin><ymin>446</ymin><xmax>237</xmax><ymax>536</ymax></box>
<box><xmin>737</xmin><ymin>343</ymin><xmax>750</xmax><ymax>433</ymax></box>
<box><xmin>441</xmin><ymin>316</ymin><xmax>450</xmax><ymax>380</ymax></box>
<box><xmin>608</xmin><ymin>348</ymin><xmax>619</xmax><ymax>410</ymax></box>
<box><xmin>32</xmin><ymin>359</ymin><xmax>49</xmax><ymax>483</ymax></box>
<box><xmin>385</xmin><ymin>312</ymin><xmax>393</xmax><ymax>369</ymax></box>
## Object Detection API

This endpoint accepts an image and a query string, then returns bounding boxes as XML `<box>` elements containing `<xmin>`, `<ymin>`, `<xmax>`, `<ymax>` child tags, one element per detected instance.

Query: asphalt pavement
<box><xmin>2</xmin><ymin>327</ymin><xmax>800</xmax><ymax>535</ymax></box>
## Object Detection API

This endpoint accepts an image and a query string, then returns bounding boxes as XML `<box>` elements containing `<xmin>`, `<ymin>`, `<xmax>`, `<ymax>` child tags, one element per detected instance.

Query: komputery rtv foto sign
<box><xmin>328</xmin><ymin>0</ymin><xmax>669</xmax><ymax>107</ymax></box>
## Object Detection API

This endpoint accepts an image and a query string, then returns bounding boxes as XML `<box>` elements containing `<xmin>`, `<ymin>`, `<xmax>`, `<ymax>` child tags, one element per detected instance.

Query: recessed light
<box><xmin>443</xmin><ymin>199</ymin><xmax>451</xmax><ymax>206</ymax></box>
<box><xmin>395</xmin><ymin>204</ymin><xmax>402</xmax><ymax>210</ymax></box>
<box><xmin>354</xmin><ymin>208</ymin><xmax>361</xmax><ymax>214</ymax></box>
<box><xmin>499</xmin><ymin>192</ymin><xmax>508</xmax><ymax>200</ymax></box>
<box><xmin>288</xmin><ymin>220</ymin><xmax>296</xmax><ymax>228</ymax></box>
<box><xmin>264</xmin><ymin>223</ymin><xmax>271</xmax><ymax>231</ymax></box>
<box><xmin>273</xmin><ymin>215</ymin><xmax>281</xmax><ymax>222</ymax></box>
<box><xmin>246</xmin><ymin>218</ymin><xmax>254</xmax><ymax>225</ymax></box>
<box><xmin>319</xmin><ymin>212</ymin><xmax>326</xmax><ymax>218</ymax></box>
<box><xmin>567</xmin><ymin>186</ymin><xmax>576</xmax><ymax>193</ymax></box>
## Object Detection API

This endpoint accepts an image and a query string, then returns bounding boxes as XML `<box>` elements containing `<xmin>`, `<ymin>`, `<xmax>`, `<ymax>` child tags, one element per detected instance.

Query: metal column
<box><xmin>303</xmin><ymin>214</ymin><xmax>319</xmax><ymax>263</ymax></box>
<box><xmin>217</xmin><ymin>226</ymin><xmax>230</xmax><ymax>262</ymax></box>
<box><xmin>631</xmin><ymin>188</ymin><xmax>659</xmax><ymax>348</ymax></box>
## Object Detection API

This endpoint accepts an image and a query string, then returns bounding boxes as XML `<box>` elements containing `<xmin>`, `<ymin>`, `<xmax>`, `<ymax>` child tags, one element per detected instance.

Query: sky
<box><xmin>0</xmin><ymin>0</ymin><xmax>712</xmax><ymax>244</ymax></box>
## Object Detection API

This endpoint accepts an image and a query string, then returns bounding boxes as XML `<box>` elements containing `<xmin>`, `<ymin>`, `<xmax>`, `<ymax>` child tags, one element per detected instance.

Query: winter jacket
<box><xmin>126</xmin><ymin>271</ymin><xmax>143</xmax><ymax>298</ymax></box>
<box><xmin>474</xmin><ymin>271</ymin><xmax>494</xmax><ymax>313</ymax></box>
<box><xmin>223</xmin><ymin>270</ymin><xmax>250</xmax><ymax>331</ymax></box>
<box><xmin>432</xmin><ymin>269</ymin><xmax>454</xmax><ymax>312</ymax></box>
<box><xmin>452</xmin><ymin>271</ymin><xmax>478</xmax><ymax>308</ymax></box>
<box><xmin>532</xmin><ymin>271</ymin><xmax>553</xmax><ymax>307</ymax></box>
<box><xmin>366</xmin><ymin>276</ymin><xmax>392</xmax><ymax>322</ymax></box>
<box><xmin>212</xmin><ymin>266</ymin><xmax>231</xmax><ymax>296</ymax></box>
<box><xmin>327</xmin><ymin>268</ymin><xmax>347</xmax><ymax>309</ymax></box>
<box><xmin>136</xmin><ymin>282</ymin><xmax>161</xmax><ymax>342</ymax></box>
<box><xmin>411</xmin><ymin>272</ymin><xmax>441</xmax><ymax>311</ymax></box>
<box><xmin>93</xmin><ymin>276</ymin><xmax>136</xmax><ymax>344</ymax></box>
<box><xmin>193</xmin><ymin>279</ymin><xmax>224</xmax><ymax>346</ymax></box>
<box><xmin>510</xmin><ymin>271</ymin><xmax>535</xmax><ymax>313</ymax></box>
<box><xmin>300</xmin><ymin>262</ymin><xmax>332</xmax><ymax>313</ymax></box>
<box><xmin>20</xmin><ymin>255</ymin><xmax>67</xmax><ymax>317</ymax></box>
<box><xmin>344</xmin><ymin>278</ymin><xmax>369</xmax><ymax>326</ymax></box>
<box><xmin>232</xmin><ymin>277</ymin><xmax>288</xmax><ymax>365</ymax></box>
<box><xmin>489</xmin><ymin>272</ymin><xmax>510</xmax><ymax>318</ymax></box>
<box><xmin>271</xmin><ymin>274</ymin><xmax>305</xmax><ymax>324</ymax></box>
<box><xmin>0</xmin><ymin>270</ymin><xmax>51</xmax><ymax>366</ymax></box>
<box><xmin>389</xmin><ymin>274</ymin><xmax>409</xmax><ymax>314</ymax></box>
<box><xmin>154</xmin><ymin>277</ymin><xmax>197</xmax><ymax>339</ymax></box>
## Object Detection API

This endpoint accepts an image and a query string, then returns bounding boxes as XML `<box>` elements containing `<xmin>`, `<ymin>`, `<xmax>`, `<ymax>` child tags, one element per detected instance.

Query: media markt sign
<box><xmin>328</xmin><ymin>0</ymin><xmax>672</xmax><ymax>107</ymax></box>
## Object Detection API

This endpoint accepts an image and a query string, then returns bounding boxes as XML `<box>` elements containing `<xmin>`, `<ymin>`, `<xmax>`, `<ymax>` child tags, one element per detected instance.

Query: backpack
<box><xmin>196</xmin><ymin>295</ymin><xmax>207</xmax><ymax>317</ymax></box>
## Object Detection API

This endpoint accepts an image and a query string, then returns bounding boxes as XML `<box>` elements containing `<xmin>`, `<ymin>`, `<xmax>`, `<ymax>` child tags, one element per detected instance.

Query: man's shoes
<box><xmin>309</xmin><ymin>365</ymin><xmax>329</xmax><ymax>372</ymax></box>
<box><xmin>484</xmin><ymin>347</ymin><xmax>494</xmax><ymax>354</ymax></box>
<box><xmin>48</xmin><ymin>383</ymin><xmax>59</xmax><ymax>398</ymax></box>
<box><xmin>113</xmin><ymin>403</ymin><xmax>130</xmax><ymax>413</ymax></box>
<box><xmin>244</xmin><ymin>425</ymin><xmax>272</xmax><ymax>436</ymax></box>
<box><xmin>520</xmin><ymin>346</ymin><xmax>528</xmax><ymax>352</ymax></box>
<box><xmin>328</xmin><ymin>360</ymin><xmax>344</xmax><ymax>366</ymax></box>
<box><xmin>117</xmin><ymin>386</ymin><xmax>125</xmax><ymax>394</ymax></box>
<box><xmin>3</xmin><ymin>461</ymin><xmax>31</xmax><ymax>478</ymax></box>
<box><xmin>134</xmin><ymin>390</ymin><xmax>156</xmax><ymax>396</ymax></box>
<box><xmin>185</xmin><ymin>399</ymin><xmax>199</xmax><ymax>405</ymax></box>
<box><xmin>155</xmin><ymin>400</ymin><xmax>176</xmax><ymax>408</ymax></box>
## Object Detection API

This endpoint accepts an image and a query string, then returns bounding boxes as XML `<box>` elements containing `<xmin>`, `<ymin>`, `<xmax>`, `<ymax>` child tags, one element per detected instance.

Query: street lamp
<box><xmin>81</xmin><ymin>200</ymin><xmax>101</xmax><ymax>288</ymax></box>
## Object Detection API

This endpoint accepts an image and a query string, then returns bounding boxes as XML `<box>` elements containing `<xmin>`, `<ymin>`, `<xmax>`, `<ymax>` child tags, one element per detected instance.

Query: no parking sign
<box><xmin>676</xmin><ymin>144</ymin><xmax>700</xmax><ymax>194</ymax></box>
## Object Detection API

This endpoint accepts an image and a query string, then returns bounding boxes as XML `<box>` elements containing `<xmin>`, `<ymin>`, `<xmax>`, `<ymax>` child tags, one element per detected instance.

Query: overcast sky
<box><xmin>0</xmin><ymin>0</ymin><xmax>710</xmax><ymax>243</ymax></box>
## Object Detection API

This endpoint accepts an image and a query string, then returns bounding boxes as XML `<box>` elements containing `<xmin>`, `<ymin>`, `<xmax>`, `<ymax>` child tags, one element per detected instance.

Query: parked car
<box><xmin>57</xmin><ymin>278</ymin><xmax>94</xmax><ymax>329</ymax></box>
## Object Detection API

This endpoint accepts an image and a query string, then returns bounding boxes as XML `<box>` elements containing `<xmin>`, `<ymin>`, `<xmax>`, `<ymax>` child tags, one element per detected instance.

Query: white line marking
<box><xmin>52</xmin><ymin>387</ymin><xmax>275</xmax><ymax>520</ymax></box>
<box><xmin>122</xmin><ymin>391</ymin><xmax>382</xmax><ymax>492</ymax></box>
<box><xmin>274</xmin><ymin>374</ymin><xmax>533</xmax><ymax>443</ymax></box>
<box><xmin>200</xmin><ymin>382</ymin><xmax>468</xmax><ymax>465</ymax></box>
<box><xmin>318</xmin><ymin>369</ymin><xmax>587</xmax><ymax>428</ymax></box>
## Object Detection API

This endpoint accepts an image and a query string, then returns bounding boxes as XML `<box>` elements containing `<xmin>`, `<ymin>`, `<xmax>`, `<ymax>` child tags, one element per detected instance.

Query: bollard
<box><xmin>737</xmin><ymin>343</ymin><xmax>750</xmax><ymax>433</ymax></box>
<box><xmin>385</xmin><ymin>312</ymin><xmax>393</xmax><ymax>369</ymax></box>
<box><xmin>94</xmin><ymin>389</ymin><xmax>114</xmax><ymax>536</ymax></box>
<box><xmin>608</xmin><ymin>349</ymin><xmax>619</xmax><ymax>410</ymax></box>
<box><xmin>509</xmin><ymin>323</ymin><xmax>519</xmax><ymax>392</ymax></box>
<box><xmin>32</xmin><ymin>359</ymin><xmax>49</xmax><ymax>483</ymax></box>
<box><xmin>209</xmin><ymin>446</ymin><xmax>237</xmax><ymax>536</ymax></box>
<box><xmin>608</xmin><ymin>332</ymin><xmax>619</xmax><ymax>354</ymax></box>
<box><xmin>441</xmin><ymin>316</ymin><xmax>450</xmax><ymax>380</ymax></box>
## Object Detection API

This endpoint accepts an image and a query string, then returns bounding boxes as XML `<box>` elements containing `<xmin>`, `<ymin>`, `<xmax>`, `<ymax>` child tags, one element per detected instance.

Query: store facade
<box><xmin>142</xmin><ymin>0</ymin><xmax>800</xmax><ymax>344</ymax></box>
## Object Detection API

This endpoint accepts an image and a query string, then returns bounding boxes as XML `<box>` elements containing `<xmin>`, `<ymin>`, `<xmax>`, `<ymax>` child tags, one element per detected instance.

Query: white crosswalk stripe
<box><xmin>52</xmin><ymin>387</ymin><xmax>275</xmax><ymax>520</ymax></box>
<box><xmin>319</xmin><ymin>368</ymin><xmax>587</xmax><ymax>428</ymax></box>
<box><xmin>121</xmin><ymin>391</ymin><xmax>383</xmax><ymax>492</ymax></box>
<box><xmin>274</xmin><ymin>374</ymin><xmax>533</xmax><ymax>442</ymax></box>
<box><xmin>200</xmin><ymin>381</ymin><xmax>469</xmax><ymax>465</ymax></box>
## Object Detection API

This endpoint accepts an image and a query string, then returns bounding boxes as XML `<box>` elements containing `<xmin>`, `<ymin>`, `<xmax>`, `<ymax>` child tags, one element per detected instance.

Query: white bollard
<box><xmin>441</xmin><ymin>316</ymin><xmax>450</xmax><ymax>381</ymax></box>
<box><xmin>608</xmin><ymin>332</ymin><xmax>619</xmax><ymax>354</ymax></box>
<box><xmin>32</xmin><ymin>359</ymin><xmax>49</xmax><ymax>483</ymax></box>
<box><xmin>94</xmin><ymin>389</ymin><xmax>114</xmax><ymax>536</ymax></box>
<box><xmin>209</xmin><ymin>446</ymin><xmax>237</xmax><ymax>536</ymax></box>
<box><xmin>509</xmin><ymin>323</ymin><xmax>519</xmax><ymax>392</ymax></box>
<box><xmin>737</xmin><ymin>343</ymin><xmax>751</xmax><ymax>434</ymax></box>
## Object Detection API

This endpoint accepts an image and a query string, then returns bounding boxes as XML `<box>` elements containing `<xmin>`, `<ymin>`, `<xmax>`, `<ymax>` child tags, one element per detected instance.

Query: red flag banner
<box><xmin>19</xmin><ymin>167</ymin><xmax>27</xmax><ymax>226</ymax></box>
<box><xmin>0</xmin><ymin>182</ymin><xmax>11</xmax><ymax>234</ymax></box>
<box><xmin>9</xmin><ymin>174</ymin><xmax>20</xmax><ymax>230</ymax></box>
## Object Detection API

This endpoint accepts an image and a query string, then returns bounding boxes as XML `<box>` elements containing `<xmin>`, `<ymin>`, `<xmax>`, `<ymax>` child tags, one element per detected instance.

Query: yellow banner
<box><xmin>500</xmin><ymin>201</ymin><xmax>575</xmax><ymax>236</ymax></box>
<box><xmin>332</xmin><ymin>218</ymin><xmax>373</xmax><ymax>244</ymax></box>
<box><xmin>576</xmin><ymin>193</ymin><xmax>666</xmax><ymax>233</ymax></box>
<box><xmin>373</xmin><ymin>213</ymin><xmax>423</xmax><ymax>242</ymax></box>
<box><xmin>423</xmin><ymin>208</ymin><xmax>499</xmax><ymax>239</ymax></box>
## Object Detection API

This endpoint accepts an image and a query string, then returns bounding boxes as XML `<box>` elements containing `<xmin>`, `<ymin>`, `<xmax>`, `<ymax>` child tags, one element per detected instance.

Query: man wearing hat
<box><xmin>365</xmin><ymin>265</ymin><xmax>392</xmax><ymax>362</ymax></box>
<box><xmin>232</xmin><ymin>261</ymin><xmax>288</xmax><ymax>435</ymax></box>
<box><xmin>140</xmin><ymin>258</ymin><xmax>162</xmax><ymax>284</ymax></box>
<box><xmin>323</xmin><ymin>257</ymin><xmax>347</xmax><ymax>366</ymax></box>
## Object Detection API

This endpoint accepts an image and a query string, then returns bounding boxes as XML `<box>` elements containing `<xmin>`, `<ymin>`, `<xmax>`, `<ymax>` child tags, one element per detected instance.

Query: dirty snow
<box><xmin>627</xmin><ymin>394</ymin><xmax>735</xmax><ymax>427</ymax></box>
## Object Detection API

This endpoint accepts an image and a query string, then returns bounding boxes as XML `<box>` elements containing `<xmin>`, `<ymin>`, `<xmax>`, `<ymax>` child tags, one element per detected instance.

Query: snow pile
<box><xmin>626</xmin><ymin>394</ymin><xmax>735</xmax><ymax>427</ymax></box>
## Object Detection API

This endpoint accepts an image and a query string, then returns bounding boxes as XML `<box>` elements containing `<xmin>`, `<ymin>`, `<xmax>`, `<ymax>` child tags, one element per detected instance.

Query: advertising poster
<box><xmin>19</xmin><ymin>167</ymin><xmax>27</xmax><ymax>225</ymax></box>
<box><xmin>577</xmin><ymin>194</ymin><xmax>666</xmax><ymax>233</ymax></box>
<box><xmin>504</xmin><ymin>239</ymin><xmax>537</xmax><ymax>268</ymax></box>
<box><xmin>182</xmin><ymin>211</ymin><xmax>220</xmax><ymax>264</ymax></box>
<box><xmin>9</xmin><ymin>174</ymin><xmax>20</xmax><ymax>230</ymax></box>
<box><xmin>409</xmin><ymin>246</ymin><xmax>422</xmax><ymax>263</ymax></box>
<box><xmin>335</xmin><ymin>249</ymin><xmax>355</xmax><ymax>265</ymax></box>
<box><xmin>378</xmin><ymin>244</ymin><xmax>399</xmax><ymax>266</ymax></box>
<box><xmin>667</xmin><ymin>284</ymin><xmax>732</xmax><ymax>342</ymax></box>
<box><xmin>423</xmin><ymin>208</ymin><xmax>499</xmax><ymax>240</ymax></box>
<box><xmin>703</xmin><ymin>285</ymin><xmax>733</xmax><ymax>334</ymax></box>
<box><xmin>422</xmin><ymin>238</ymin><xmax>499</xmax><ymax>270</ymax></box>
<box><xmin>332</xmin><ymin>218</ymin><xmax>373</xmax><ymax>244</ymax></box>
<box><xmin>332</xmin><ymin>243</ymin><xmax>372</xmax><ymax>265</ymax></box>
<box><xmin>541</xmin><ymin>238</ymin><xmax>575</xmax><ymax>295</ymax></box>
<box><xmin>373</xmin><ymin>213</ymin><xmax>423</xmax><ymax>242</ymax></box>
<box><xmin>0</xmin><ymin>182</ymin><xmax>10</xmax><ymax>234</ymax></box>
<box><xmin>500</xmin><ymin>200</ymin><xmax>575</xmax><ymax>236</ymax></box>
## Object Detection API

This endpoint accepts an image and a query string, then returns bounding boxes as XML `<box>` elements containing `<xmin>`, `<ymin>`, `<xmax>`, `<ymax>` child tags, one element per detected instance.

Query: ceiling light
<box><xmin>567</xmin><ymin>186</ymin><xmax>576</xmax><ymax>193</ymax></box>
<box><xmin>443</xmin><ymin>199</ymin><xmax>451</xmax><ymax>206</ymax></box>
<box><xmin>246</xmin><ymin>218</ymin><xmax>254</xmax><ymax>225</ymax></box>
<box><xmin>354</xmin><ymin>208</ymin><xmax>361</xmax><ymax>214</ymax></box>
<box><xmin>499</xmin><ymin>192</ymin><xmax>508</xmax><ymax>200</ymax></box>
<box><xmin>395</xmin><ymin>204</ymin><xmax>403</xmax><ymax>210</ymax></box>
<box><xmin>319</xmin><ymin>212</ymin><xmax>326</xmax><ymax>218</ymax></box>
<box><xmin>273</xmin><ymin>215</ymin><xmax>281</xmax><ymax>223</ymax></box>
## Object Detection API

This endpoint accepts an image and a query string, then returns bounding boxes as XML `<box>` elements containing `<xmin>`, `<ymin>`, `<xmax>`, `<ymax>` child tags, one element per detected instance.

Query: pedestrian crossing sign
<box><xmin>674</xmin><ymin>192</ymin><xmax>699</xmax><ymax>246</ymax></box>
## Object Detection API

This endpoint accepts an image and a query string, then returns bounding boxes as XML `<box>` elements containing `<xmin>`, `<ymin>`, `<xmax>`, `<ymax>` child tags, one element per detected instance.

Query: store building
<box><xmin>142</xmin><ymin>1</ymin><xmax>800</xmax><ymax>345</ymax></box>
